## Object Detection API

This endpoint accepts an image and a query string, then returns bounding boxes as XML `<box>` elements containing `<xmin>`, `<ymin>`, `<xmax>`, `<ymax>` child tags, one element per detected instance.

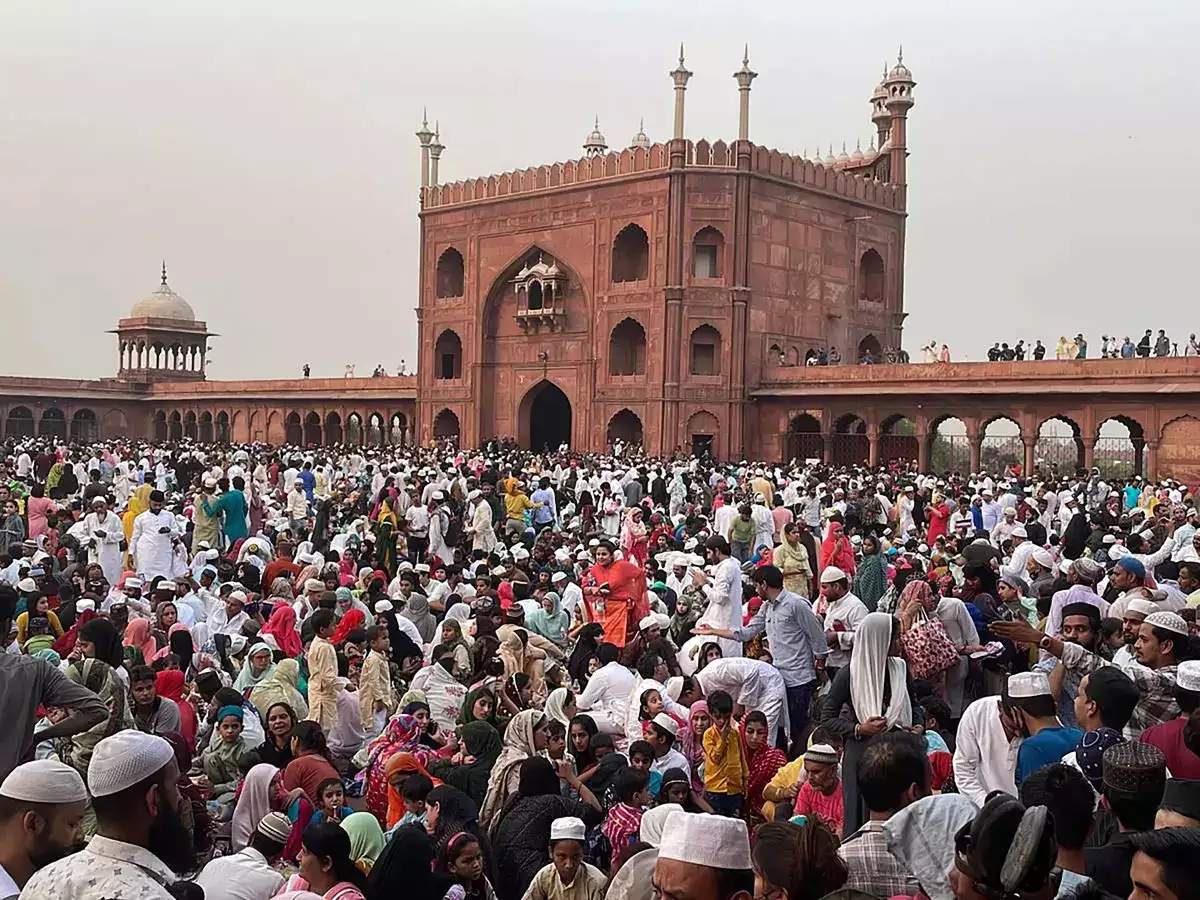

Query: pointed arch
<box><xmin>611</xmin><ymin>224</ymin><xmax>649</xmax><ymax>283</ymax></box>
<box><xmin>692</xmin><ymin>226</ymin><xmax>724</xmax><ymax>279</ymax></box>
<box><xmin>689</xmin><ymin>324</ymin><xmax>722</xmax><ymax>376</ymax></box>
<box><xmin>434</xmin><ymin>329</ymin><xmax>463</xmax><ymax>380</ymax></box>
<box><xmin>608</xmin><ymin>318</ymin><xmax>647</xmax><ymax>376</ymax></box>
<box><xmin>859</xmin><ymin>248</ymin><xmax>885</xmax><ymax>301</ymax></box>
<box><xmin>436</xmin><ymin>247</ymin><xmax>465</xmax><ymax>298</ymax></box>
<box><xmin>607</xmin><ymin>409</ymin><xmax>643</xmax><ymax>446</ymax></box>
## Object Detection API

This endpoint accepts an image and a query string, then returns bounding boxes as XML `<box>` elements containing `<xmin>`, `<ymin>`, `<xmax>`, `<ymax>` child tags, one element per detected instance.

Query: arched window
<box><xmin>692</xmin><ymin>226</ymin><xmax>724</xmax><ymax>279</ymax></box>
<box><xmin>434</xmin><ymin>330</ymin><xmax>463</xmax><ymax>380</ymax></box>
<box><xmin>436</xmin><ymin>248</ymin><xmax>465</xmax><ymax>298</ymax></box>
<box><xmin>611</xmin><ymin>224</ymin><xmax>649</xmax><ymax>283</ymax></box>
<box><xmin>857</xmin><ymin>334</ymin><xmax>882</xmax><ymax>362</ymax></box>
<box><xmin>608</xmin><ymin>319</ymin><xmax>647</xmax><ymax>375</ymax></box>
<box><xmin>859</xmin><ymin>249</ymin><xmax>885</xmax><ymax>302</ymax></box>
<box><xmin>689</xmin><ymin>324</ymin><xmax>721</xmax><ymax>376</ymax></box>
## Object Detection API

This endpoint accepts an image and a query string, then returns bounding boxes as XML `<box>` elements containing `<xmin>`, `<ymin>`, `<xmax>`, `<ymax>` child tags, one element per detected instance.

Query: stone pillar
<box><xmin>416</xmin><ymin>111</ymin><xmax>434</xmax><ymax>190</ymax></box>
<box><xmin>968</xmin><ymin>430</ymin><xmax>982</xmax><ymax>473</ymax></box>
<box><xmin>1023</xmin><ymin>437</ymin><xmax>1036</xmax><ymax>475</ymax></box>
<box><xmin>917</xmin><ymin>430</ymin><xmax>930</xmax><ymax>472</ymax></box>
<box><xmin>822</xmin><ymin>434</ymin><xmax>833</xmax><ymax>465</ymax></box>
<box><xmin>670</xmin><ymin>46</ymin><xmax>692</xmax><ymax>140</ymax></box>
<box><xmin>1082</xmin><ymin>440</ymin><xmax>1095</xmax><ymax>471</ymax></box>
<box><xmin>428</xmin><ymin>124</ymin><xmax>444</xmax><ymax>186</ymax></box>
<box><xmin>733</xmin><ymin>47</ymin><xmax>756</xmax><ymax>142</ymax></box>
<box><xmin>868</xmin><ymin>425</ymin><xmax>880</xmax><ymax>468</ymax></box>
<box><xmin>1146</xmin><ymin>440</ymin><xmax>1159</xmax><ymax>481</ymax></box>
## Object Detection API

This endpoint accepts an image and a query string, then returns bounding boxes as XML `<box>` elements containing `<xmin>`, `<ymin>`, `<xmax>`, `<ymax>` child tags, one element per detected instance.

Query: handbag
<box><xmin>899</xmin><ymin>607</ymin><xmax>960</xmax><ymax>679</ymax></box>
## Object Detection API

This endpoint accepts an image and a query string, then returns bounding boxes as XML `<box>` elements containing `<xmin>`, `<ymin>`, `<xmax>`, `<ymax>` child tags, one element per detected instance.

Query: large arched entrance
<box><xmin>519</xmin><ymin>381</ymin><xmax>572</xmax><ymax>451</ymax></box>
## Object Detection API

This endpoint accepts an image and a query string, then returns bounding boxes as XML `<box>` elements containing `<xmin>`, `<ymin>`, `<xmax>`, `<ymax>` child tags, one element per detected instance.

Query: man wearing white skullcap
<box><xmin>23</xmin><ymin>730</ymin><xmax>187</xmax><ymax>899</ymax></box>
<box><xmin>522</xmin><ymin>816</ymin><xmax>607</xmax><ymax>900</ymax></box>
<box><xmin>0</xmin><ymin>592</ymin><xmax>107</xmax><ymax>780</ymax></box>
<box><xmin>817</xmin><ymin>565</ymin><xmax>868</xmax><ymax>675</ymax></box>
<box><xmin>655</xmin><ymin>810</ymin><xmax>753</xmax><ymax>900</ymax></box>
<box><xmin>1002</xmin><ymin>672</ymin><xmax>1083</xmax><ymax>786</ymax></box>
<box><xmin>194</xmin><ymin>810</ymin><xmax>287</xmax><ymax>900</ymax></box>
<box><xmin>0</xmin><ymin>760</ymin><xmax>88</xmax><ymax>897</ymax></box>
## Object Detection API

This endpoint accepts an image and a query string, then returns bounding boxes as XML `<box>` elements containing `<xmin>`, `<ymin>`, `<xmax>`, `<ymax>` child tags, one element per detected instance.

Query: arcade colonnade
<box><xmin>149</xmin><ymin>404</ymin><xmax>417</xmax><ymax>447</ymax></box>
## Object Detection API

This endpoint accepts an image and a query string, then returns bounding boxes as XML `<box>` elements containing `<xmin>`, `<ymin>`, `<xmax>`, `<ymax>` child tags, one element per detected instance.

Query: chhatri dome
<box><xmin>128</xmin><ymin>263</ymin><xmax>197</xmax><ymax>321</ymax></box>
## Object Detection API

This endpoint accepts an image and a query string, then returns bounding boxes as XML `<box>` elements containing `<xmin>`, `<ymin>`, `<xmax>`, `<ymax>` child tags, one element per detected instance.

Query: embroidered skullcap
<box><xmin>216</xmin><ymin>704</ymin><xmax>245</xmax><ymax>722</ymax></box>
<box><xmin>374</xmin><ymin>599</ymin><xmax>394</xmax><ymax>613</ymax></box>
<box><xmin>652</xmin><ymin>713</ymin><xmax>678</xmax><ymax>737</ymax></box>
<box><xmin>820</xmin><ymin>566</ymin><xmax>848</xmax><ymax>584</ymax></box>
<box><xmin>805</xmin><ymin>743</ymin><xmax>840</xmax><ymax>766</ymax></box>
<box><xmin>549</xmin><ymin>816</ymin><xmax>587</xmax><ymax>842</ymax></box>
<box><xmin>415</xmin><ymin>563</ymin><xmax>431</xmax><ymax>573</ymax></box>
<box><xmin>1145</xmin><ymin>610</ymin><xmax>1189</xmax><ymax>636</ymax></box>
<box><xmin>87</xmin><ymin>730</ymin><xmax>175</xmax><ymax>797</ymax></box>
<box><xmin>1071</xmin><ymin>557</ymin><xmax>1103</xmax><ymax>584</ymax></box>
<box><xmin>658</xmin><ymin>810</ymin><xmax>752</xmax><ymax>870</ymax></box>
<box><xmin>1008</xmin><ymin>671</ymin><xmax>1051</xmax><ymax>699</ymax></box>
<box><xmin>1102</xmin><ymin>740</ymin><xmax>1166</xmax><ymax>794</ymax></box>
<box><xmin>257</xmin><ymin>810</ymin><xmax>293</xmax><ymax>843</ymax></box>
<box><xmin>0</xmin><ymin>759</ymin><xmax>87</xmax><ymax>804</ymax></box>
<box><xmin>1178</xmin><ymin>660</ymin><xmax>1200</xmax><ymax>692</ymax></box>
<box><xmin>1031</xmin><ymin>548</ymin><xmax>1055</xmax><ymax>569</ymax></box>
<box><xmin>1076</xmin><ymin>727</ymin><xmax>1124</xmax><ymax>792</ymax></box>
<box><xmin>1126</xmin><ymin>598</ymin><xmax>1156</xmax><ymax>618</ymax></box>
<box><xmin>156</xmin><ymin>580</ymin><xmax>176</xmax><ymax>592</ymax></box>
<box><xmin>1116</xmin><ymin>556</ymin><xmax>1146</xmax><ymax>579</ymax></box>
<box><xmin>16</xmin><ymin>578</ymin><xmax>36</xmax><ymax>593</ymax></box>
<box><xmin>76</xmin><ymin>598</ymin><xmax>96</xmax><ymax>613</ymax></box>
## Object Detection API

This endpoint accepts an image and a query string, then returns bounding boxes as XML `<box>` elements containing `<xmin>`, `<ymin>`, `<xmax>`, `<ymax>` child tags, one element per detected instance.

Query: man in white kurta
<box><xmin>466</xmin><ymin>490</ymin><xmax>497</xmax><ymax>553</ymax></box>
<box><xmin>695</xmin><ymin>538</ymin><xmax>743</xmax><ymax>658</ymax></box>
<box><xmin>576</xmin><ymin>651</ymin><xmax>636</xmax><ymax>735</ymax></box>
<box><xmin>130</xmin><ymin>490</ymin><xmax>181</xmax><ymax>581</ymax></box>
<box><xmin>695</xmin><ymin>656</ymin><xmax>789</xmax><ymax>746</ymax></box>
<box><xmin>952</xmin><ymin>695</ymin><xmax>1020</xmax><ymax>806</ymax></box>
<box><xmin>82</xmin><ymin>497</ymin><xmax>125</xmax><ymax>585</ymax></box>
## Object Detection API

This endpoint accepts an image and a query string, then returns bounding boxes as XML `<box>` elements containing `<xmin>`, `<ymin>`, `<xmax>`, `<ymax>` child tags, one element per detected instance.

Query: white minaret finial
<box><xmin>734</xmin><ymin>46</ymin><xmax>758</xmax><ymax>142</ymax></box>
<box><xmin>416</xmin><ymin>108</ymin><xmax>435</xmax><ymax>189</ymax></box>
<box><xmin>670</xmin><ymin>44</ymin><xmax>693</xmax><ymax>140</ymax></box>
<box><xmin>429</xmin><ymin>121</ymin><xmax>445</xmax><ymax>186</ymax></box>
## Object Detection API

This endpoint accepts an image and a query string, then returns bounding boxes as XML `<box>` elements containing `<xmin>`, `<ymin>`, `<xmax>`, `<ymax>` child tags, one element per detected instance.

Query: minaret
<box><xmin>415</xmin><ymin>108</ymin><xmax>435</xmax><ymax>188</ymax></box>
<box><xmin>583</xmin><ymin>117</ymin><xmax>608</xmax><ymax>157</ymax></box>
<box><xmin>733</xmin><ymin>45</ymin><xmax>757</xmax><ymax>142</ymax></box>
<box><xmin>870</xmin><ymin>62</ymin><xmax>891</xmax><ymax>149</ymax></box>
<box><xmin>669</xmin><ymin>44</ymin><xmax>692</xmax><ymax>140</ymax></box>
<box><xmin>429</xmin><ymin>122</ymin><xmax>445</xmax><ymax>186</ymax></box>
<box><xmin>884</xmin><ymin>47</ymin><xmax>916</xmax><ymax>190</ymax></box>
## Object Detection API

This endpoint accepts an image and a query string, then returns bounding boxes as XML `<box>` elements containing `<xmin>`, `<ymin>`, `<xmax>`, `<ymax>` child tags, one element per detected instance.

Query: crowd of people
<box><xmin>986</xmin><ymin>332</ymin><xmax>1200</xmax><ymax>362</ymax></box>
<box><xmin>1</xmin><ymin>436</ymin><xmax>1199</xmax><ymax>900</ymax></box>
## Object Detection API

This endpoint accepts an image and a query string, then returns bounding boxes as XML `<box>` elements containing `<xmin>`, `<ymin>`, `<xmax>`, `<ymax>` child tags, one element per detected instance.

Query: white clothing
<box><xmin>130</xmin><ymin>508</ymin><xmax>180</xmax><ymax>580</ymax></box>
<box><xmin>21</xmin><ymin>834</ymin><xmax>176</xmax><ymax>900</ymax></box>
<box><xmin>577</xmin><ymin>660</ymin><xmax>635</xmax><ymax>736</ymax></box>
<box><xmin>194</xmin><ymin>847</ymin><xmax>284</xmax><ymax>900</ymax></box>
<box><xmin>952</xmin><ymin>696</ymin><xmax>1020</xmax><ymax>807</ymax></box>
<box><xmin>823</xmin><ymin>592</ymin><xmax>868</xmax><ymax>669</ymax></box>
<box><xmin>696</xmin><ymin>657</ymin><xmax>789</xmax><ymax>746</ymax></box>
<box><xmin>467</xmin><ymin>500</ymin><xmax>497</xmax><ymax>553</ymax></box>
<box><xmin>1000</xmin><ymin>541</ymin><xmax>1039</xmax><ymax>582</ymax></box>
<box><xmin>699</xmin><ymin>557</ymin><xmax>743</xmax><ymax>658</ymax></box>
<box><xmin>82</xmin><ymin>510</ymin><xmax>125</xmax><ymax>585</ymax></box>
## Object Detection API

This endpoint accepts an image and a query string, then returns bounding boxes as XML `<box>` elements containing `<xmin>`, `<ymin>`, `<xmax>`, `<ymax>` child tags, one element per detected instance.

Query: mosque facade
<box><xmin>2</xmin><ymin>48</ymin><xmax>1200</xmax><ymax>480</ymax></box>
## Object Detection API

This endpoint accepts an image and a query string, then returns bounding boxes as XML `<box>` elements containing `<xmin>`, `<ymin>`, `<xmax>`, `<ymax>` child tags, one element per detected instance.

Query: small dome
<box><xmin>629</xmin><ymin>118</ymin><xmax>651</xmax><ymax>150</ymax></box>
<box><xmin>583</xmin><ymin>116</ymin><xmax>607</xmax><ymax>155</ymax></box>
<box><xmin>850</xmin><ymin>141</ymin><xmax>865</xmax><ymax>163</ymax></box>
<box><xmin>129</xmin><ymin>266</ymin><xmax>196</xmax><ymax>321</ymax></box>
<box><xmin>887</xmin><ymin>49</ymin><xmax>914</xmax><ymax>84</ymax></box>
<box><xmin>837</xmin><ymin>143</ymin><xmax>851</xmax><ymax>165</ymax></box>
<box><xmin>823</xmin><ymin>146</ymin><xmax>837</xmax><ymax>167</ymax></box>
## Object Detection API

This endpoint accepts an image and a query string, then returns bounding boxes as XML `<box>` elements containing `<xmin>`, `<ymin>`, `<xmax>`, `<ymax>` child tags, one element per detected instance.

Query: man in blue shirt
<box><xmin>1010</xmin><ymin>671</ymin><xmax>1083</xmax><ymax>785</ymax></box>
<box><xmin>298</xmin><ymin>462</ymin><xmax>316</xmax><ymax>501</ymax></box>
<box><xmin>530</xmin><ymin>477</ymin><xmax>558</xmax><ymax>532</ymax></box>
<box><xmin>696</xmin><ymin>564</ymin><xmax>827</xmax><ymax>753</ymax></box>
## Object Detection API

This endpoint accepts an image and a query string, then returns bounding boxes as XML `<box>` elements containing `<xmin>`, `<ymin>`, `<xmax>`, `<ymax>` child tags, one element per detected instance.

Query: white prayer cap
<box><xmin>549</xmin><ymin>816</ymin><xmax>587</xmax><ymax>842</ymax></box>
<box><xmin>576</xmin><ymin>550</ymin><xmax>591</xmax><ymax>561</ymax></box>
<box><xmin>229</xmin><ymin>589</ymin><xmax>248</xmax><ymax>603</ymax></box>
<box><xmin>1011</xmin><ymin>525</ymin><xmax>1028</xmax><ymax>538</ymax></box>
<box><xmin>665</xmin><ymin>676</ymin><xmax>684</xmax><ymax>701</ymax></box>
<box><xmin>431</xmin><ymin>491</ymin><xmax>445</xmax><ymax>501</ymax></box>
<box><xmin>156</xmin><ymin>580</ymin><xmax>177</xmax><ymax>592</ymax></box>
<box><xmin>397</xmin><ymin>561</ymin><xmax>414</xmax><ymax>572</ymax></box>
<box><xmin>76</xmin><ymin>598</ymin><xmax>96</xmax><ymax>613</ymax></box>
<box><xmin>551</xmin><ymin>571</ymin><xmax>568</xmax><ymax>583</ymax></box>
<box><xmin>415</xmin><ymin>563</ymin><xmax>431</xmax><ymax>573</ymax></box>
<box><xmin>512</xmin><ymin>547</ymin><xmax>530</xmax><ymax>561</ymax></box>
<box><xmin>819</xmin><ymin>566</ymin><xmax>848</xmax><ymax>584</ymax></box>
<box><xmin>658</xmin><ymin>810</ymin><xmax>751</xmax><ymax>870</ymax></box>
<box><xmin>655</xmin><ymin>612</ymin><xmax>671</xmax><ymax>631</ymax></box>
<box><xmin>1177</xmin><ymin>661</ymin><xmax>1200</xmax><ymax>692</ymax></box>
<box><xmin>90</xmin><ymin>495</ymin><xmax>107</xmax><ymax>507</ymax></box>
<box><xmin>1125</xmin><ymin>598</ymin><xmax>1157</xmax><ymax>618</ymax></box>
<box><xmin>374</xmin><ymin>600</ymin><xmax>394</xmax><ymax>613</ymax></box>
<box><xmin>1145</xmin><ymin>610</ymin><xmax>1189</xmax><ymax>636</ymax></box>
<box><xmin>1007</xmin><ymin>671</ymin><xmax>1051</xmax><ymax>699</ymax></box>
<box><xmin>0</xmin><ymin>759</ymin><xmax>87</xmax><ymax>804</ymax></box>
<box><xmin>491</xmin><ymin>566</ymin><xmax>507</xmax><ymax>576</ymax></box>
<box><xmin>16</xmin><ymin>578</ymin><xmax>37</xmax><ymax>592</ymax></box>
<box><xmin>87</xmin><ymin>730</ymin><xmax>174</xmax><ymax>797</ymax></box>
<box><xmin>622</xmin><ymin>802</ymin><xmax>676</xmax><ymax>852</ymax></box>
<box><xmin>640</xmin><ymin>615</ymin><xmax>659</xmax><ymax>631</ymax></box>
<box><xmin>652</xmin><ymin>712</ymin><xmax>679</xmax><ymax>737</ymax></box>
<box><xmin>1031</xmin><ymin>548</ymin><xmax>1055</xmax><ymax>569</ymax></box>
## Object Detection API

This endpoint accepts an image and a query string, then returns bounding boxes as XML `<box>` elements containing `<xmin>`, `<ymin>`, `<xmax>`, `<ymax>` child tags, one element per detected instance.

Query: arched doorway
<box><xmin>433</xmin><ymin>409</ymin><xmax>460</xmax><ymax>446</ymax></box>
<box><xmin>520</xmin><ymin>381</ymin><xmax>572</xmax><ymax>451</ymax></box>
<box><xmin>6</xmin><ymin>407</ymin><xmax>34</xmax><ymax>439</ymax></box>
<box><xmin>787</xmin><ymin>414</ymin><xmax>822</xmax><ymax>462</ymax></box>
<box><xmin>607</xmin><ymin>409</ymin><xmax>644</xmax><ymax>447</ymax></box>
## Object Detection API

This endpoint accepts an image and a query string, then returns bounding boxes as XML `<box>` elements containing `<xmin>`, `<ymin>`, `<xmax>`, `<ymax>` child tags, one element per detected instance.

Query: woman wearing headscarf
<box><xmin>565</xmin><ymin>623</ymin><xmax>603</xmax><ymax>689</ymax></box>
<box><xmin>897</xmin><ymin>578</ymin><xmax>981</xmax><ymax>718</ymax></box>
<box><xmin>819</xmin><ymin>521</ymin><xmax>856</xmax><ymax>575</ymax></box>
<box><xmin>619</xmin><ymin>507</ymin><xmax>649</xmax><ymax>568</ymax></box>
<box><xmin>156</xmin><ymin>668</ymin><xmax>198</xmax><ymax>747</ymax></box>
<box><xmin>852</xmin><ymin>534</ymin><xmax>888</xmax><ymax>612</ymax></box>
<box><xmin>773</xmin><ymin>522</ymin><xmax>813</xmax><ymax>598</ymax></box>
<box><xmin>52</xmin><ymin>605</ymin><xmax>97</xmax><ymax>657</ymax></box>
<box><xmin>122</xmin><ymin>617</ymin><xmax>158</xmax><ymax>666</ymax></box>
<box><xmin>402</xmin><ymin>592</ymin><xmax>437</xmax><ymax>644</ymax></box>
<box><xmin>383</xmin><ymin>752</ymin><xmax>439</xmax><ymax>829</ymax></box>
<box><xmin>368</xmin><ymin>823</ymin><xmax>455</xmax><ymax>900</ymax></box>
<box><xmin>491</xmin><ymin>758</ymin><xmax>602</xmax><ymax>900</ymax></box>
<box><xmin>680</xmin><ymin>700</ymin><xmax>709</xmax><ymax>791</ymax></box>
<box><xmin>261</xmin><ymin>601</ymin><xmax>303</xmax><ymax>654</ymax></box>
<box><xmin>361</xmin><ymin>713</ymin><xmax>431</xmax><ymax>824</ymax></box>
<box><xmin>64</xmin><ymin>657</ymin><xmax>134</xmax><ymax>776</ymax></box>
<box><xmin>818</xmin><ymin>611</ymin><xmax>920</xmax><ymax>834</ymax></box>
<box><xmin>429</xmin><ymin>720</ymin><xmax>503</xmax><ymax>806</ymax></box>
<box><xmin>479</xmin><ymin>709</ymin><xmax>549</xmax><ymax>832</ymax></box>
<box><xmin>340</xmin><ymin>811</ymin><xmax>386</xmax><ymax>875</ymax></box>
<box><xmin>330</xmin><ymin>609</ymin><xmax>366</xmax><ymax>646</ymax></box>
<box><xmin>458</xmin><ymin>686</ymin><xmax>500</xmax><ymax>730</ymax></box>
<box><xmin>78</xmin><ymin>616</ymin><xmax>126</xmax><ymax>669</ymax></box>
<box><xmin>524</xmin><ymin>592</ymin><xmax>570</xmax><ymax>649</ymax></box>
<box><xmin>435</xmin><ymin>618</ymin><xmax>473</xmax><ymax>681</ymax></box>
<box><xmin>234</xmin><ymin>641</ymin><xmax>277</xmax><ymax>692</ymax></box>
<box><xmin>250</xmin><ymin>658</ymin><xmax>309</xmax><ymax>719</ymax></box>
<box><xmin>542</xmin><ymin>687</ymin><xmax>575</xmax><ymax>729</ymax></box>
<box><xmin>373</xmin><ymin>489</ymin><xmax>400</xmax><ymax>577</ymax></box>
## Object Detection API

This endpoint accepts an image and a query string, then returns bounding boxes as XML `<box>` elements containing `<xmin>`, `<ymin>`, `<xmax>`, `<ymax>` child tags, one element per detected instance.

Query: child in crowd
<box><xmin>760</xmin><ymin>726</ymin><xmax>842</xmax><ymax>822</ymax></box>
<box><xmin>601</xmin><ymin>767</ymin><xmax>650</xmax><ymax>854</ymax></box>
<box><xmin>309</xmin><ymin>776</ymin><xmax>354</xmax><ymax>825</ymax></box>
<box><xmin>701</xmin><ymin>690</ymin><xmax>746</xmax><ymax>817</ymax></box>
<box><xmin>626</xmin><ymin>740</ymin><xmax>661</xmax><ymax>797</ymax></box>
<box><xmin>792</xmin><ymin>742</ymin><xmax>844</xmax><ymax>838</ymax></box>
<box><xmin>543</xmin><ymin>720</ymin><xmax>568</xmax><ymax>767</ymax></box>
<box><xmin>23</xmin><ymin>616</ymin><xmax>55</xmax><ymax>655</ymax></box>
<box><xmin>657</xmin><ymin>767</ymin><xmax>712</xmax><ymax>813</ymax></box>
<box><xmin>202</xmin><ymin>704</ymin><xmax>247</xmax><ymax>820</ymax></box>
<box><xmin>439</xmin><ymin>831</ymin><xmax>495</xmax><ymax>900</ymax></box>
<box><xmin>638</xmin><ymin>687</ymin><xmax>664</xmax><ymax>730</ymax></box>
<box><xmin>396</xmin><ymin>773</ymin><xmax>433</xmax><ymax>829</ymax></box>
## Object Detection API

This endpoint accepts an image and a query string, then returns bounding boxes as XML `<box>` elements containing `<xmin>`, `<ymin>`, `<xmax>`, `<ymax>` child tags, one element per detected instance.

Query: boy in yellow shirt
<box><xmin>702</xmin><ymin>690</ymin><xmax>747</xmax><ymax>817</ymax></box>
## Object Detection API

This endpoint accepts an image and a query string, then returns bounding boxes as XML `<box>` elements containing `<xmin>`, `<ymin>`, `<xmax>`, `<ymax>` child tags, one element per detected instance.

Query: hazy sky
<box><xmin>3</xmin><ymin>0</ymin><xmax>1196</xmax><ymax>381</ymax></box>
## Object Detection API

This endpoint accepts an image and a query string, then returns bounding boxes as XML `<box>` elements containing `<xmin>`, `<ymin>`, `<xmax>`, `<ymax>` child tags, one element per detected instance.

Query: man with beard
<box><xmin>22</xmin><ymin>730</ymin><xmax>191</xmax><ymax>899</ymax></box>
<box><xmin>1034</xmin><ymin>602</ymin><xmax>1101</xmax><ymax>728</ymax></box>
<box><xmin>0</xmin><ymin>760</ymin><xmax>88</xmax><ymax>899</ymax></box>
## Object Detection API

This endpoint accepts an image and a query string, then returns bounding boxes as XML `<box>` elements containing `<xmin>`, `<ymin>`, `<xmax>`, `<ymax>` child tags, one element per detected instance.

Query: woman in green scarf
<box><xmin>457</xmin><ymin>685</ymin><xmax>499</xmax><ymax>729</ymax></box>
<box><xmin>852</xmin><ymin>533</ymin><xmax>888</xmax><ymax>612</ymax></box>
<box><xmin>341</xmin><ymin>811</ymin><xmax>386</xmax><ymax>874</ymax></box>
<box><xmin>428</xmin><ymin>720</ymin><xmax>503</xmax><ymax>805</ymax></box>
<box><xmin>65</xmin><ymin>657</ymin><xmax>133</xmax><ymax>776</ymax></box>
